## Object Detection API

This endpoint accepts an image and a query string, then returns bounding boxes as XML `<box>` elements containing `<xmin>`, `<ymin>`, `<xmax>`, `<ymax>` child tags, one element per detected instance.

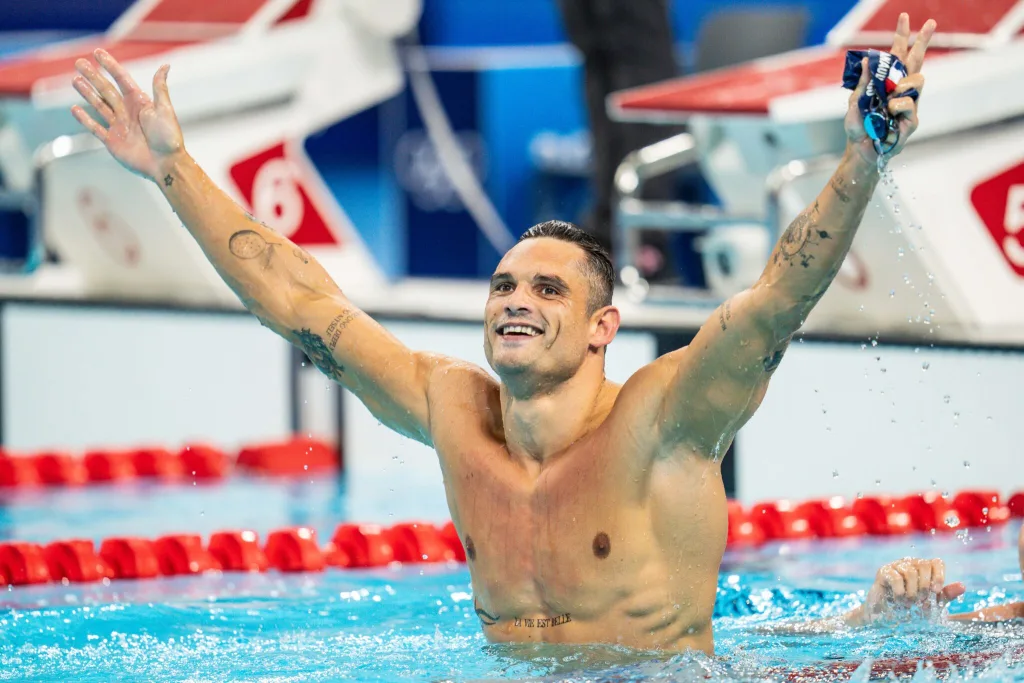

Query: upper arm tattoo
<box><xmin>718</xmin><ymin>300</ymin><xmax>733</xmax><ymax>331</ymax></box>
<box><xmin>294</xmin><ymin>310</ymin><xmax>363</xmax><ymax>381</ymax></box>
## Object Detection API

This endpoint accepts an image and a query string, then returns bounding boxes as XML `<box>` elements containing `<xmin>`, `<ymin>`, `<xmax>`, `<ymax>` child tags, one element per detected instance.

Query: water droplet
<box><xmin>897</xmin><ymin>247</ymin><xmax>904</xmax><ymax>258</ymax></box>
<box><xmin>832</xmin><ymin>470</ymin><xmax>839</xmax><ymax>478</ymax></box>
<box><xmin>860</xmin><ymin>343</ymin><xmax>867</xmax><ymax>350</ymax></box>
<box><xmin>889</xmin><ymin>290</ymin><xmax>895</xmax><ymax>298</ymax></box>
<box><xmin>921</xmin><ymin>362</ymin><xmax>930</xmax><ymax>371</ymax></box>
<box><xmin>871</xmin><ymin>339</ymin><xmax>878</xmax><ymax>347</ymax></box>
<box><xmin>858</xmin><ymin>305</ymin><xmax>865</xmax><ymax>311</ymax></box>
<box><xmin>963</xmin><ymin>460</ymin><xmax>970</xmax><ymax>469</ymax></box>
<box><xmin>944</xmin><ymin>395</ymin><xmax>950</xmax><ymax>403</ymax></box>
<box><xmin>875</xmin><ymin>479</ymin><xmax>882</xmax><ymax>486</ymax></box>
<box><xmin>953</xmin><ymin>412</ymin><xmax>960</xmax><ymax>419</ymax></box>
<box><xmin>986</xmin><ymin>416</ymin><xmax>993</xmax><ymax>422</ymax></box>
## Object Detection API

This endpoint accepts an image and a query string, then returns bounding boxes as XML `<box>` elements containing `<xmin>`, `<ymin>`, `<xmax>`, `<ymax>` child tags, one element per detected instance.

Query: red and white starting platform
<box><xmin>0</xmin><ymin>0</ymin><xmax>421</xmax><ymax>305</ymax></box>
<box><xmin>609</xmin><ymin>0</ymin><xmax>1024</xmax><ymax>344</ymax></box>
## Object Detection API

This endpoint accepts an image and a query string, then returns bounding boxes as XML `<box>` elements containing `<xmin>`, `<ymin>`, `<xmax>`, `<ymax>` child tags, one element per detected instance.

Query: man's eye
<box><xmin>496</xmin><ymin>283</ymin><xmax>513</xmax><ymax>293</ymax></box>
<box><xmin>542</xmin><ymin>286</ymin><xmax>558</xmax><ymax>295</ymax></box>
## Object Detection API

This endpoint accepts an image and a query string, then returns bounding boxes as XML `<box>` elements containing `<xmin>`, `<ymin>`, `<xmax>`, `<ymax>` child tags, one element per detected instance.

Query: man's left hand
<box><xmin>844</xmin><ymin>13</ymin><xmax>937</xmax><ymax>163</ymax></box>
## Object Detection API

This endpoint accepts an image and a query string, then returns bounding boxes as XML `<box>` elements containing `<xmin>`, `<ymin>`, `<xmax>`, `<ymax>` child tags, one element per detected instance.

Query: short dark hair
<box><xmin>518</xmin><ymin>220</ymin><xmax>614</xmax><ymax>313</ymax></box>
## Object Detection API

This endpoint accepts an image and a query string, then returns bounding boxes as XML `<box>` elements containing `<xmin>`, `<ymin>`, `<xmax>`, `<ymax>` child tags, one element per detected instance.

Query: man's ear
<box><xmin>590</xmin><ymin>306</ymin><xmax>620</xmax><ymax>350</ymax></box>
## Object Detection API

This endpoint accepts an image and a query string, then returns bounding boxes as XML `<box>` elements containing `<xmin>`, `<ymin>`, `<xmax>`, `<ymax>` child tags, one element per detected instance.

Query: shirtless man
<box><xmin>68</xmin><ymin>14</ymin><xmax>934</xmax><ymax>654</ymax></box>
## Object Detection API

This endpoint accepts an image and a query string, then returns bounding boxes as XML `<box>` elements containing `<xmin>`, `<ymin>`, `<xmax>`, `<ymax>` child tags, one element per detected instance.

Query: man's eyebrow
<box><xmin>534</xmin><ymin>274</ymin><xmax>571</xmax><ymax>291</ymax></box>
<box><xmin>490</xmin><ymin>272</ymin><xmax>513</xmax><ymax>286</ymax></box>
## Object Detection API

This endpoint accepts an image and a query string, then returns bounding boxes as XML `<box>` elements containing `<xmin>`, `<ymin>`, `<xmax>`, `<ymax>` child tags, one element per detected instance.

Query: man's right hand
<box><xmin>72</xmin><ymin>49</ymin><xmax>183</xmax><ymax>183</ymax></box>
<box><xmin>850</xmin><ymin>557</ymin><xmax>966</xmax><ymax>626</ymax></box>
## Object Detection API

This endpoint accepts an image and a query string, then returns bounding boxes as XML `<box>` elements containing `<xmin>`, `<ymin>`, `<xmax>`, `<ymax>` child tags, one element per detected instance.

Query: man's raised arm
<box><xmin>644</xmin><ymin>15</ymin><xmax>935</xmax><ymax>454</ymax></box>
<box><xmin>71</xmin><ymin>49</ymin><xmax>439</xmax><ymax>445</ymax></box>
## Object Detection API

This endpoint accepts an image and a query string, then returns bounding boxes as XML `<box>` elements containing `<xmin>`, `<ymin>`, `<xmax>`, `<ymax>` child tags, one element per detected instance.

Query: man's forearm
<box><xmin>156</xmin><ymin>151</ymin><xmax>336</xmax><ymax>331</ymax></box>
<box><xmin>760</xmin><ymin>145</ymin><xmax>880</xmax><ymax>324</ymax></box>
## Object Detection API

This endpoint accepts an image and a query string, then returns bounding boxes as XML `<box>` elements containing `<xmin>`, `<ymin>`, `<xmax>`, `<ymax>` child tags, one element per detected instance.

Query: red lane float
<box><xmin>237</xmin><ymin>439</ymin><xmax>338</xmax><ymax>476</ymax></box>
<box><xmin>0</xmin><ymin>542</ymin><xmax>51</xmax><ymax>585</ymax></box>
<box><xmin>1010</xmin><ymin>492</ymin><xmax>1024</xmax><ymax>518</ymax></box>
<box><xmin>209</xmin><ymin>531</ymin><xmax>269</xmax><ymax>572</ymax></box>
<box><xmin>131</xmin><ymin>448</ymin><xmax>184</xmax><ymax>480</ymax></box>
<box><xmin>329</xmin><ymin>524</ymin><xmax>397</xmax><ymax>568</ymax></box>
<box><xmin>43</xmin><ymin>540</ymin><xmax>111</xmax><ymax>583</ymax></box>
<box><xmin>0</xmin><ymin>454</ymin><xmax>40</xmax><ymax>488</ymax></box>
<box><xmin>388</xmin><ymin>523</ymin><xmax>458</xmax><ymax>563</ymax></box>
<box><xmin>154</xmin><ymin>534</ymin><xmax>222</xmax><ymax>575</ymax></box>
<box><xmin>83</xmin><ymin>450</ymin><xmax>136</xmax><ymax>482</ymax></box>
<box><xmin>99</xmin><ymin>538</ymin><xmax>161</xmax><ymax>579</ymax></box>
<box><xmin>33</xmin><ymin>452</ymin><xmax>88</xmax><ymax>486</ymax></box>
<box><xmin>179</xmin><ymin>445</ymin><xmax>228</xmax><ymax>480</ymax></box>
<box><xmin>266</xmin><ymin>528</ymin><xmax>326</xmax><ymax>572</ymax></box>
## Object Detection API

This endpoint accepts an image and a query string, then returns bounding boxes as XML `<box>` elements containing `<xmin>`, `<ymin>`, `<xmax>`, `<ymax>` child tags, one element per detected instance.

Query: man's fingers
<box><xmin>94</xmin><ymin>48</ymin><xmax>142</xmax><ymax>97</ymax></box>
<box><xmin>890</xmin><ymin>12</ymin><xmax>911</xmax><ymax>62</ymax></box>
<box><xmin>931</xmin><ymin>559</ymin><xmax>946</xmax><ymax>593</ymax></box>
<box><xmin>882</xmin><ymin>565</ymin><xmax>905</xmax><ymax>597</ymax></box>
<box><xmin>74</xmin><ymin>59</ymin><xmax>123</xmax><ymax>115</ymax></box>
<box><xmin>907</xmin><ymin>19</ymin><xmax>938</xmax><ymax>74</ymax></box>
<box><xmin>899</xmin><ymin>561</ymin><xmax>920</xmax><ymax>598</ymax></box>
<box><xmin>851</xmin><ymin>57</ymin><xmax>870</xmax><ymax>104</ymax></box>
<box><xmin>888</xmin><ymin>97</ymin><xmax>916</xmax><ymax>117</ymax></box>
<box><xmin>70</xmin><ymin>105</ymin><xmax>108</xmax><ymax>142</ymax></box>
<box><xmin>917</xmin><ymin>561</ymin><xmax>933</xmax><ymax>595</ymax></box>
<box><xmin>894</xmin><ymin>73</ymin><xmax>924</xmax><ymax>96</ymax></box>
<box><xmin>153</xmin><ymin>64</ymin><xmax>173</xmax><ymax>111</ymax></box>
<box><xmin>72</xmin><ymin>76</ymin><xmax>115</xmax><ymax>124</ymax></box>
<box><xmin>940</xmin><ymin>582</ymin><xmax>966</xmax><ymax>603</ymax></box>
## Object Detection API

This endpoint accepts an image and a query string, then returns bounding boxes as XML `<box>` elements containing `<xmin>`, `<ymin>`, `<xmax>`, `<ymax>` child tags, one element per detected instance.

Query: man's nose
<box><xmin>504</xmin><ymin>285</ymin><xmax>533</xmax><ymax>317</ymax></box>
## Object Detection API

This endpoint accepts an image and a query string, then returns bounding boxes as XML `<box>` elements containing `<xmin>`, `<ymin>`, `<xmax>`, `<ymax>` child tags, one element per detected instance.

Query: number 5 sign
<box><xmin>229</xmin><ymin>142</ymin><xmax>342</xmax><ymax>247</ymax></box>
<box><xmin>971</xmin><ymin>160</ymin><xmax>1024</xmax><ymax>277</ymax></box>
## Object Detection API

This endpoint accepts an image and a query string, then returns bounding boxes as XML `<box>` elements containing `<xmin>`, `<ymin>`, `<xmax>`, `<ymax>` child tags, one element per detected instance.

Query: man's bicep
<box><xmin>292</xmin><ymin>293</ymin><xmax>437</xmax><ymax>445</ymax></box>
<box><xmin>659</xmin><ymin>286</ymin><xmax>794</xmax><ymax>451</ymax></box>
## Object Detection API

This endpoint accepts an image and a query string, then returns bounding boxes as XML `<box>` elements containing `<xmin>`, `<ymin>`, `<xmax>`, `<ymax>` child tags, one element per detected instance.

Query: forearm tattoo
<box><xmin>829</xmin><ymin>175</ymin><xmax>853</xmax><ymax>204</ymax></box>
<box><xmin>773</xmin><ymin>201</ymin><xmax>833</xmax><ymax>269</ymax></box>
<box><xmin>324</xmin><ymin>311</ymin><xmax>361</xmax><ymax>351</ymax></box>
<box><xmin>229</xmin><ymin>229</ymin><xmax>278</xmax><ymax>271</ymax></box>
<box><xmin>163</xmin><ymin>174</ymin><xmax>173</xmax><ymax>187</ymax></box>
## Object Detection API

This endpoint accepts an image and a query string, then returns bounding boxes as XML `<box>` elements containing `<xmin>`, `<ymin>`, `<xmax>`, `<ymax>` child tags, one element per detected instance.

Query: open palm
<box><xmin>71</xmin><ymin>49</ymin><xmax>183</xmax><ymax>182</ymax></box>
<box><xmin>844</xmin><ymin>13</ymin><xmax>936</xmax><ymax>161</ymax></box>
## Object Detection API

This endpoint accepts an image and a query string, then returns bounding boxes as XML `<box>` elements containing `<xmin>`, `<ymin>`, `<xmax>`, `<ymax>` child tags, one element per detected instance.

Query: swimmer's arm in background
<box><xmin>949</xmin><ymin>602</ymin><xmax>1024</xmax><ymax>623</ymax></box>
<box><xmin>70</xmin><ymin>49</ymin><xmax>445</xmax><ymax>446</ymax></box>
<box><xmin>764</xmin><ymin>558</ymin><xmax>967</xmax><ymax>633</ymax></box>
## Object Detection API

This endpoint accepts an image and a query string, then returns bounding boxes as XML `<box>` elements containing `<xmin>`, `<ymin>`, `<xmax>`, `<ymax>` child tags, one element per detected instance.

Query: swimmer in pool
<box><xmin>69</xmin><ymin>14</ymin><xmax>934</xmax><ymax>654</ymax></box>
<box><xmin>845</xmin><ymin>525</ymin><xmax>1024</xmax><ymax>627</ymax></box>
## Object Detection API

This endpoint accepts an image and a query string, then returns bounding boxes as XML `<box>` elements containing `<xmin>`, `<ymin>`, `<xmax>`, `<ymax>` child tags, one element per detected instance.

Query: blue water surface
<box><xmin>0</xmin><ymin>479</ymin><xmax>1021</xmax><ymax>682</ymax></box>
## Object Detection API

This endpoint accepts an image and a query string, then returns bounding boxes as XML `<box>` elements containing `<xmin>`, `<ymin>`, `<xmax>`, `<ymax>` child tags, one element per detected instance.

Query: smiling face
<box><xmin>484</xmin><ymin>237</ymin><xmax>616</xmax><ymax>387</ymax></box>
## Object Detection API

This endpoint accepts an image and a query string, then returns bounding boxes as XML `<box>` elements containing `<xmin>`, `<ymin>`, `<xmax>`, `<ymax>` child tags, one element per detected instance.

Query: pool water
<box><xmin>1</xmin><ymin>478</ymin><xmax>1022</xmax><ymax>682</ymax></box>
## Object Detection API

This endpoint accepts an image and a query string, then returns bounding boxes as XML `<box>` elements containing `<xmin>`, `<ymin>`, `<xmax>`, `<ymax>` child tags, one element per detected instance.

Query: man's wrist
<box><xmin>844</xmin><ymin>141</ymin><xmax>881</xmax><ymax>176</ymax></box>
<box><xmin>154</xmin><ymin>149</ymin><xmax>191</xmax><ymax>189</ymax></box>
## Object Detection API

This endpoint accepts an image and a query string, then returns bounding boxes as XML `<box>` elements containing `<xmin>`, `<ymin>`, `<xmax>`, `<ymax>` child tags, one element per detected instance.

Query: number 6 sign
<box><xmin>229</xmin><ymin>142</ymin><xmax>342</xmax><ymax>247</ymax></box>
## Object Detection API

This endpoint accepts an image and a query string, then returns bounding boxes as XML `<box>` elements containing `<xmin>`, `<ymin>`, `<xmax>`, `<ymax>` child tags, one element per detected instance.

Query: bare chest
<box><xmin>440</xmin><ymin>439</ymin><xmax>655</xmax><ymax>621</ymax></box>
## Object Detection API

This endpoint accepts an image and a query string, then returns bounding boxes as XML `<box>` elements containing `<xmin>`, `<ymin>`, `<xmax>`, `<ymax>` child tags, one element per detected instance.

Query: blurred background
<box><xmin>0</xmin><ymin>0</ymin><xmax>1021</xmax><ymax>523</ymax></box>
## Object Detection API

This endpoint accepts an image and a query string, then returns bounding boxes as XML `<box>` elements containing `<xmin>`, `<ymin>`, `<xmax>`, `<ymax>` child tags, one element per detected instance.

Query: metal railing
<box><xmin>612</xmin><ymin>131</ymin><xmax>841</xmax><ymax>305</ymax></box>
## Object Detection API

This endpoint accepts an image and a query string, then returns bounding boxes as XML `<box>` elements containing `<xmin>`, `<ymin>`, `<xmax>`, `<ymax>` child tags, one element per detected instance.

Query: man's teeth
<box><xmin>502</xmin><ymin>325</ymin><xmax>539</xmax><ymax>336</ymax></box>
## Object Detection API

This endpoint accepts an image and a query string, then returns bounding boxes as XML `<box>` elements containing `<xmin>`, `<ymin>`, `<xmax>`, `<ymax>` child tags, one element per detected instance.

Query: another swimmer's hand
<box><xmin>846</xmin><ymin>557</ymin><xmax>966</xmax><ymax>626</ymax></box>
<box><xmin>71</xmin><ymin>49</ymin><xmax>183</xmax><ymax>183</ymax></box>
<box><xmin>843</xmin><ymin>13</ymin><xmax>935</xmax><ymax>163</ymax></box>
